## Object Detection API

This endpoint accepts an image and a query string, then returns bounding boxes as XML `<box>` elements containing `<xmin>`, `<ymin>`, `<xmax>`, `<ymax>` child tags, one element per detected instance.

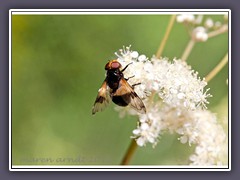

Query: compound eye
<box><xmin>111</xmin><ymin>61</ymin><xmax>120</xmax><ymax>69</ymax></box>
<box><xmin>105</xmin><ymin>60</ymin><xmax>122</xmax><ymax>70</ymax></box>
<box><xmin>105</xmin><ymin>62</ymin><xmax>110</xmax><ymax>70</ymax></box>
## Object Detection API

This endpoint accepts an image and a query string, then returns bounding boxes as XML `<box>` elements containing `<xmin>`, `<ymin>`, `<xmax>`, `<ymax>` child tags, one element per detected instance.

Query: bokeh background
<box><xmin>12</xmin><ymin>14</ymin><xmax>228</xmax><ymax>165</ymax></box>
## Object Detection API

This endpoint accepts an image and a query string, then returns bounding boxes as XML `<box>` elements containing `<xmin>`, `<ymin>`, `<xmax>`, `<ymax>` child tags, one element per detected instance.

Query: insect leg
<box><xmin>125</xmin><ymin>75</ymin><xmax>135</xmax><ymax>81</ymax></box>
<box><xmin>121</xmin><ymin>62</ymin><xmax>133</xmax><ymax>72</ymax></box>
<box><xmin>132</xmin><ymin>82</ymin><xmax>141</xmax><ymax>89</ymax></box>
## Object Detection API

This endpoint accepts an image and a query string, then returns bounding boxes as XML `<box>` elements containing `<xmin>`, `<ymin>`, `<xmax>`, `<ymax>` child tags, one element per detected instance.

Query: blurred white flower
<box><xmin>187</xmin><ymin>110</ymin><xmax>228</xmax><ymax>165</ymax></box>
<box><xmin>192</xmin><ymin>26</ymin><xmax>208</xmax><ymax>42</ymax></box>
<box><xmin>205</xmin><ymin>18</ymin><xmax>214</xmax><ymax>29</ymax></box>
<box><xmin>176</xmin><ymin>14</ymin><xmax>228</xmax><ymax>42</ymax></box>
<box><xmin>176</xmin><ymin>14</ymin><xmax>195</xmax><ymax>23</ymax></box>
<box><xmin>114</xmin><ymin>46</ymin><xmax>227</xmax><ymax>166</ymax></box>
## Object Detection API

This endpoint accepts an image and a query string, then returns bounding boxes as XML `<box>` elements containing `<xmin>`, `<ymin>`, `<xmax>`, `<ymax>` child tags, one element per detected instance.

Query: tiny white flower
<box><xmin>192</xmin><ymin>26</ymin><xmax>208</xmax><ymax>42</ymax></box>
<box><xmin>179</xmin><ymin>136</ymin><xmax>188</xmax><ymax>144</ymax></box>
<box><xmin>176</xmin><ymin>15</ymin><xmax>185</xmax><ymax>23</ymax></box>
<box><xmin>132</xmin><ymin>129</ymin><xmax>140</xmax><ymax>135</ymax></box>
<box><xmin>136</xmin><ymin>137</ymin><xmax>145</xmax><ymax>147</ymax></box>
<box><xmin>131</xmin><ymin>51</ymin><xmax>139</xmax><ymax>59</ymax></box>
<box><xmin>205</xmin><ymin>18</ymin><xmax>214</xmax><ymax>29</ymax></box>
<box><xmin>186</xmin><ymin>15</ymin><xmax>195</xmax><ymax>23</ymax></box>
<box><xmin>138</xmin><ymin>54</ymin><xmax>147</xmax><ymax>62</ymax></box>
<box><xmin>141</xmin><ymin>123</ymin><xmax>149</xmax><ymax>130</ymax></box>
<box><xmin>176</xmin><ymin>14</ymin><xmax>195</xmax><ymax>23</ymax></box>
<box><xmin>177</xmin><ymin>92</ymin><xmax>185</xmax><ymax>99</ymax></box>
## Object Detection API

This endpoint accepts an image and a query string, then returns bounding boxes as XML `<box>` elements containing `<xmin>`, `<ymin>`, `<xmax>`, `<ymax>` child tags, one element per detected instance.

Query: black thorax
<box><xmin>106</xmin><ymin>69</ymin><xmax>123</xmax><ymax>90</ymax></box>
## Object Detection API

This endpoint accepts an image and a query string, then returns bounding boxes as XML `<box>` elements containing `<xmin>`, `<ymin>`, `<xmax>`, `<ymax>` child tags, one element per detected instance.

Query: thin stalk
<box><xmin>205</xmin><ymin>53</ymin><xmax>228</xmax><ymax>82</ymax></box>
<box><xmin>181</xmin><ymin>39</ymin><xmax>195</xmax><ymax>61</ymax></box>
<box><xmin>121</xmin><ymin>15</ymin><xmax>176</xmax><ymax>166</ymax></box>
<box><xmin>156</xmin><ymin>15</ymin><xmax>176</xmax><ymax>59</ymax></box>
<box><xmin>208</xmin><ymin>24</ymin><xmax>228</xmax><ymax>39</ymax></box>
<box><xmin>181</xmin><ymin>23</ymin><xmax>228</xmax><ymax>62</ymax></box>
<box><xmin>121</xmin><ymin>139</ymin><xmax>138</xmax><ymax>165</ymax></box>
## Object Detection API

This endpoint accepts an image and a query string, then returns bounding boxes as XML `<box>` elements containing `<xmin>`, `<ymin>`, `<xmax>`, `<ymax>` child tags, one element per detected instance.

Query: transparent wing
<box><xmin>92</xmin><ymin>81</ymin><xmax>111</xmax><ymax>115</ymax></box>
<box><xmin>114</xmin><ymin>79</ymin><xmax>146</xmax><ymax>114</ymax></box>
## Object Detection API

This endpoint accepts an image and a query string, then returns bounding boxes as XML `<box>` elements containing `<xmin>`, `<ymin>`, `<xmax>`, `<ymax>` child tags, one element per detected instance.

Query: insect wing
<box><xmin>114</xmin><ymin>79</ymin><xmax>146</xmax><ymax>114</ymax></box>
<box><xmin>92</xmin><ymin>81</ymin><xmax>111</xmax><ymax>114</ymax></box>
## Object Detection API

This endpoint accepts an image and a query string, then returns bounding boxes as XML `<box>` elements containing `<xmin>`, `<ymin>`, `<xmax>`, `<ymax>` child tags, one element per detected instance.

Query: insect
<box><xmin>92</xmin><ymin>60</ymin><xmax>146</xmax><ymax>115</ymax></box>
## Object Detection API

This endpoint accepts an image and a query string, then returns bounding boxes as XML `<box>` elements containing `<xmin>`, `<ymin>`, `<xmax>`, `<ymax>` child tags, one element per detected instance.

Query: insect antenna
<box><xmin>121</xmin><ymin>62</ymin><xmax>133</xmax><ymax>72</ymax></box>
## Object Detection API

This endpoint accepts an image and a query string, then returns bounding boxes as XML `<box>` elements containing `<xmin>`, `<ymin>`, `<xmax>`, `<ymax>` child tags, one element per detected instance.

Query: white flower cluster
<box><xmin>187</xmin><ymin>110</ymin><xmax>228</xmax><ymax>165</ymax></box>
<box><xmin>161</xmin><ymin>106</ymin><xmax>227</xmax><ymax>165</ymax></box>
<box><xmin>176</xmin><ymin>14</ymin><xmax>195</xmax><ymax>23</ymax></box>
<box><xmin>115</xmin><ymin>46</ymin><xmax>211</xmax><ymax>111</ymax></box>
<box><xmin>176</xmin><ymin>14</ymin><xmax>228</xmax><ymax>42</ymax></box>
<box><xmin>114</xmin><ymin>46</ymin><xmax>227</xmax><ymax>165</ymax></box>
<box><xmin>192</xmin><ymin>26</ymin><xmax>208</xmax><ymax>42</ymax></box>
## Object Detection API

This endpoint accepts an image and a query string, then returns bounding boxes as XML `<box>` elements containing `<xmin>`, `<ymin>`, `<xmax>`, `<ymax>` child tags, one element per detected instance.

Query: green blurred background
<box><xmin>12</xmin><ymin>14</ymin><xmax>228</xmax><ymax>165</ymax></box>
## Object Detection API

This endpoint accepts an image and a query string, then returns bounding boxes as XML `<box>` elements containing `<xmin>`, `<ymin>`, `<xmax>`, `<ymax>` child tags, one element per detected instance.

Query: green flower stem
<box><xmin>181</xmin><ymin>39</ymin><xmax>195</xmax><ymax>61</ymax></box>
<box><xmin>181</xmin><ymin>24</ymin><xmax>228</xmax><ymax>62</ymax></box>
<box><xmin>121</xmin><ymin>16</ymin><xmax>177</xmax><ymax>165</ymax></box>
<box><xmin>156</xmin><ymin>15</ymin><xmax>176</xmax><ymax>59</ymax></box>
<box><xmin>205</xmin><ymin>53</ymin><xmax>228</xmax><ymax>82</ymax></box>
<box><xmin>121</xmin><ymin>139</ymin><xmax>137</xmax><ymax>165</ymax></box>
<box><xmin>208</xmin><ymin>24</ymin><xmax>228</xmax><ymax>38</ymax></box>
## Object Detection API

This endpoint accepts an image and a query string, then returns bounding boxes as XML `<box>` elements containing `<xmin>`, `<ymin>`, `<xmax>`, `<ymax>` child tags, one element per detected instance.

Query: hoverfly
<box><xmin>92</xmin><ymin>60</ymin><xmax>146</xmax><ymax>115</ymax></box>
